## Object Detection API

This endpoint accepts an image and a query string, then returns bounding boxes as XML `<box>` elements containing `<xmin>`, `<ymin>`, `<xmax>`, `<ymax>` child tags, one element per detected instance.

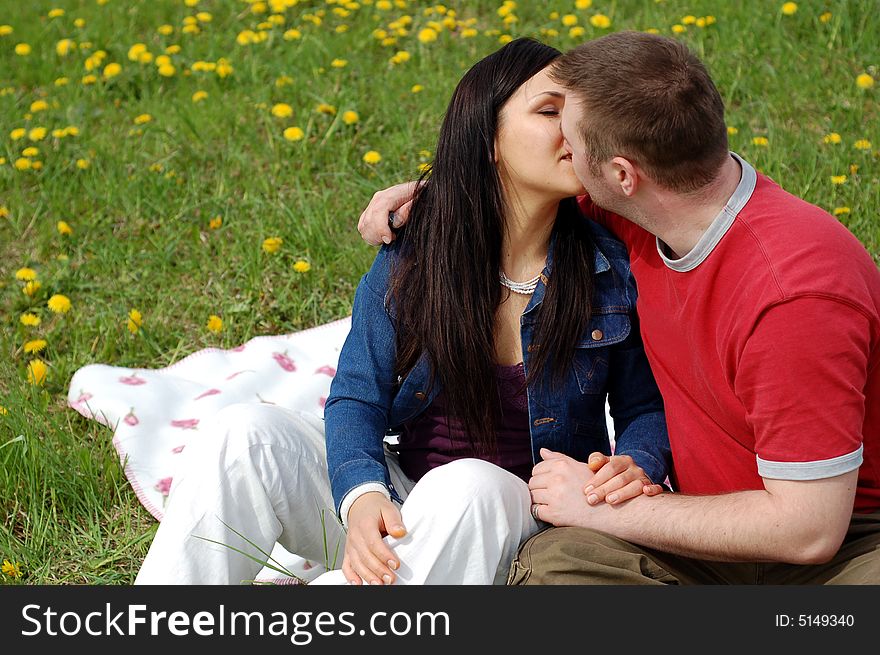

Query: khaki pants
<box><xmin>508</xmin><ymin>512</ymin><xmax>880</xmax><ymax>585</ymax></box>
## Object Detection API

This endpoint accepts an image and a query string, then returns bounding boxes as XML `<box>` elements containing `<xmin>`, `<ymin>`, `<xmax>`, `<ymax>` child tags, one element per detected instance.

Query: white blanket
<box><xmin>67</xmin><ymin>317</ymin><xmax>352</xmax><ymax>584</ymax></box>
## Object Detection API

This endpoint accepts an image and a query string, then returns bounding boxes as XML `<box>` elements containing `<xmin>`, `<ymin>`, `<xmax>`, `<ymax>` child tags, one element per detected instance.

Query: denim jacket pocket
<box><xmin>572</xmin><ymin>312</ymin><xmax>630</xmax><ymax>393</ymax></box>
<box><xmin>388</xmin><ymin>355</ymin><xmax>436</xmax><ymax>428</ymax></box>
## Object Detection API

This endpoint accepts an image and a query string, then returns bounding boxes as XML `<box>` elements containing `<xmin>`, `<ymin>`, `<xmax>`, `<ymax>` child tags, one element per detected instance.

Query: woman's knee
<box><xmin>408</xmin><ymin>458</ymin><xmax>528</xmax><ymax>511</ymax></box>
<box><xmin>204</xmin><ymin>403</ymin><xmax>323</xmax><ymax>460</ymax></box>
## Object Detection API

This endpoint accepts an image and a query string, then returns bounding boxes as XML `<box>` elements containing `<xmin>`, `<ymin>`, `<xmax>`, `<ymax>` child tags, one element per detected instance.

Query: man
<box><xmin>358</xmin><ymin>31</ymin><xmax>880</xmax><ymax>584</ymax></box>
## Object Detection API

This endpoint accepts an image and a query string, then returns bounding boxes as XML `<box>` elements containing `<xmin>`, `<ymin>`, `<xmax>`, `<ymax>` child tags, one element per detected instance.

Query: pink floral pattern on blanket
<box><xmin>65</xmin><ymin>317</ymin><xmax>353</xmax><ymax>584</ymax></box>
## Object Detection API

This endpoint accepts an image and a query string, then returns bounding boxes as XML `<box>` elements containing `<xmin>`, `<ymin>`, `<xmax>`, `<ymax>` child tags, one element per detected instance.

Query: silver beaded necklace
<box><xmin>499</xmin><ymin>270</ymin><xmax>542</xmax><ymax>295</ymax></box>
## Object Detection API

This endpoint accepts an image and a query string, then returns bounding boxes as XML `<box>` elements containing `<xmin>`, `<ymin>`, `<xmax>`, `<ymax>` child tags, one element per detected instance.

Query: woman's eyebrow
<box><xmin>529</xmin><ymin>90</ymin><xmax>565</xmax><ymax>100</ymax></box>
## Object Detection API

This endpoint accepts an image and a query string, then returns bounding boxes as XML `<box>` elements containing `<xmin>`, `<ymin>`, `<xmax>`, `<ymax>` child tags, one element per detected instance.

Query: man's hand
<box><xmin>584</xmin><ymin>452</ymin><xmax>664</xmax><ymax>505</ymax></box>
<box><xmin>343</xmin><ymin>492</ymin><xmax>407</xmax><ymax>585</ymax></box>
<box><xmin>357</xmin><ymin>181</ymin><xmax>420</xmax><ymax>246</ymax></box>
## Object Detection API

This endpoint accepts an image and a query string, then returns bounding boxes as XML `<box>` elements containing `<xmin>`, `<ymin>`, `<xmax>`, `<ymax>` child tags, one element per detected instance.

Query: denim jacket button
<box><xmin>591</xmin><ymin>329</ymin><xmax>603</xmax><ymax>341</ymax></box>
<box><xmin>414</xmin><ymin>391</ymin><xmax>426</xmax><ymax>400</ymax></box>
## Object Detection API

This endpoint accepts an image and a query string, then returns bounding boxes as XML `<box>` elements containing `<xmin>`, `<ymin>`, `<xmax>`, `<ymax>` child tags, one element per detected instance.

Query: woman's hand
<box><xmin>583</xmin><ymin>451</ymin><xmax>665</xmax><ymax>505</ymax></box>
<box><xmin>342</xmin><ymin>491</ymin><xmax>407</xmax><ymax>585</ymax></box>
<box><xmin>357</xmin><ymin>181</ymin><xmax>420</xmax><ymax>246</ymax></box>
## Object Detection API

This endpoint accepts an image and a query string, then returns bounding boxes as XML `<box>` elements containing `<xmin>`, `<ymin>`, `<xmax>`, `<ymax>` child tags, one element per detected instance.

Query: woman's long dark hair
<box><xmin>389</xmin><ymin>38</ymin><xmax>595</xmax><ymax>455</ymax></box>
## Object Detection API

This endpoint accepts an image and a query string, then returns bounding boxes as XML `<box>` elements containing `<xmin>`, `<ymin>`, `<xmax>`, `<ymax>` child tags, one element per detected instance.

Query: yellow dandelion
<box><xmin>81</xmin><ymin>74</ymin><xmax>97</xmax><ymax>85</ymax></box>
<box><xmin>262</xmin><ymin>237</ymin><xmax>283</xmax><ymax>253</ymax></box>
<box><xmin>31</xmin><ymin>161</ymin><xmax>43</xmax><ymax>171</ymax></box>
<box><xmin>76</xmin><ymin>158</ymin><xmax>91</xmax><ymax>169</ymax></box>
<box><xmin>47</xmin><ymin>294</ymin><xmax>72</xmax><ymax>313</ymax></box>
<box><xmin>165</xmin><ymin>45</ymin><xmax>181</xmax><ymax>55</ymax></box>
<box><xmin>24</xmin><ymin>339</ymin><xmax>47</xmax><ymax>354</ymax></box>
<box><xmin>696</xmin><ymin>17</ymin><xmax>707</xmax><ymax>28</ymax></box>
<box><xmin>28</xmin><ymin>359</ymin><xmax>47</xmax><ymax>386</ymax></box>
<box><xmin>781</xmin><ymin>2</ymin><xmax>798</xmax><ymax>16</ymax></box>
<box><xmin>23</xmin><ymin>281</ymin><xmax>41</xmax><ymax>297</ymax></box>
<box><xmin>0</xmin><ymin>25</ymin><xmax>13</xmax><ymax>36</ymax></box>
<box><xmin>672</xmin><ymin>24</ymin><xmax>687</xmax><ymax>34</ymax></box>
<box><xmin>197</xmin><ymin>12</ymin><xmax>212</xmax><ymax>22</ymax></box>
<box><xmin>752</xmin><ymin>136</ymin><xmax>769</xmax><ymax>146</ymax></box>
<box><xmin>363</xmin><ymin>150</ymin><xmax>382</xmax><ymax>164</ymax></box>
<box><xmin>342</xmin><ymin>110</ymin><xmax>359</xmax><ymax>125</ymax></box>
<box><xmin>30</xmin><ymin>100</ymin><xmax>48</xmax><ymax>113</ymax></box>
<box><xmin>833</xmin><ymin>207</ymin><xmax>851</xmax><ymax>216</ymax></box>
<box><xmin>283</xmin><ymin>126</ymin><xmax>305</xmax><ymax>141</ymax></box>
<box><xmin>55</xmin><ymin>77</ymin><xmax>69</xmax><ymax>86</ymax></box>
<box><xmin>128</xmin><ymin>43</ymin><xmax>147</xmax><ymax>61</ymax></box>
<box><xmin>853</xmin><ymin>139</ymin><xmax>872</xmax><ymax>150</ymax></box>
<box><xmin>682</xmin><ymin>15</ymin><xmax>697</xmax><ymax>25</ymax></box>
<box><xmin>283</xmin><ymin>28</ymin><xmax>302</xmax><ymax>40</ymax></box>
<box><xmin>418</xmin><ymin>27</ymin><xmax>438</xmax><ymax>43</ymax></box>
<box><xmin>856</xmin><ymin>73</ymin><xmax>874</xmax><ymax>89</ymax></box>
<box><xmin>1</xmin><ymin>560</ymin><xmax>22</xmax><ymax>578</ymax></box>
<box><xmin>103</xmin><ymin>62</ymin><xmax>122</xmax><ymax>78</ymax></box>
<box><xmin>15</xmin><ymin>43</ymin><xmax>31</xmax><ymax>56</ymax></box>
<box><xmin>823</xmin><ymin>132</ymin><xmax>842</xmax><ymax>144</ymax></box>
<box><xmin>849</xmin><ymin>164</ymin><xmax>859</xmax><ymax>175</ymax></box>
<box><xmin>209</xmin><ymin>215</ymin><xmax>222</xmax><ymax>229</ymax></box>
<box><xmin>820</xmin><ymin>12</ymin><xmax>832</xmax><ymax>23</ymax></box>
<box><xmin>0</xmin><ymin>206</ymin><xmax>9</xmax><ymax>218</ymax></box>
<box><xmin>11</xmin><ymin>128</ymin><xmax>26</xmax><ymax>140</ymax></box>
<box><xmin>275</xmin><ymin>75</ymin><xmax>293</xmax><ymax>88</ymax></box>
<box><xmin>15</xmin><ymin>267</ymin><xmax>37</xmax><ymax>281</ymax></box>
<box><xmin>216</xmin><ymin>59</ymin><xmax>234</xmax><ymax>78</ymax></box>
<box><xmin>293</xmin><ymin>260</ymin><xmax>311</xmax><ymax>273</ymax></box>
<box><xmin>206</xmin><ymin>315</ymin><xmax>223</xmax><ymax>333</ymax></box>
<box><xmin>331</xmin><ymin>58</ymin><xmax>348</xmax><ymax>68</ymax></box>
<box><xmin>411</xmin><ymin>84</ymin><xmax>424</xmax><ymax>93</ymax></box>
<box><xmin>158</xmin><ymin>24</ymin><xmax>174</xmax><ymax>35</ymax></box>
<box><xmin>0</xmin><ymin>406</ymin><xmax>7</xmax><ymax>416</ymax></box>
<box><xmin>54</xmin><ymin>38</ymin><xmax>73</xmax><ymax>57</ymax></box>
<box><xmin>14</xmin><ymin>158</ymin><xmax>32</xmax><ymax>171</ymax></box>
<box><xmin>727</xmin><ymin>126</ymin><xmax>738</xmax><ymax>135</ymax></box>
<box><xmin>28</xmin><ymin>127</ymin><xmax>47</xmax><ymax>141</ymax></box>
<box><xmin>830</xmin><ymin>175</ymin><xmax>847</xmax><ymax>185</ymax></box>
<box><xmin>134</xmin><ymin>113</ymin><xmax>152</xmax><ymax>125</ymax></box>
<box><xmin>158</xmin><ymin>64</ymin><xmax>176</xmax><ymax>77</ymax></box>
<box><xmin>48</xmin><ymin>8</ymin><xmax>65</xmax><ymax>18</ymax></box>
<box><xmin>561</xmin><ymin>14</ymin><xmax>578</xmax><ymax>27</ymax></box>
<box><xmin>74</xmin><ymin>18</ymin><xmax>85</xmax><ymax>28</ymax></box>
<box><xmin>22</xmin><ymin>147</ymin><xmax>39</xmax><ymax>157</ymax></box>
<box><xmin>590</xmin><ymin>14</ymin><xmax>611</xmax><ymax>29</ymax></box>
<box><xmin>127</xmin><ymin>308</ymin><xmax>143</xmax><ymax>334</ymax></box>
<box><xmin>576</xmin><ymin>0</ymin><xmax>592</xmax><ymax>8</ymax></box>
<box><xmin>391</xmin><ymin>50</ymin><xmax>411</xmax><ymax>65</ymax></box>
<box><xmin>20</xmin><ymin>313</ymin><xmax>41</xmax><ymax>327</ymax></box>
<box><xmin>192</xmin><ymin>90</ymin><xmax>208</xmax><ymax>103</ymax></box>
<box><xmin>271</xmin><ymin>103</ymin><xmax>294</xmax><ymax>118</ymax></box>
<box><xmin>316</xmin><ymin>103</ymin><xmax>337</xmax><ymax>116</ymax></box>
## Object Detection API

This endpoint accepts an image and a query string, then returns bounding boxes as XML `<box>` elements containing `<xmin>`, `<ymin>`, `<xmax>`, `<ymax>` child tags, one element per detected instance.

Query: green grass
<box><xmin>0</xmin><ymin>0</ymin><xmax>877</xmax><ymax>584</ymax></box>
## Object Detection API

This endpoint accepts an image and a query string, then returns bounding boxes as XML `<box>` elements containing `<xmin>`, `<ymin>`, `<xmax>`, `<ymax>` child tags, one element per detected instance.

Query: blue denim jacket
<box><xmin>324</xmin><ymin>220</ymin><xmax>671</xmax><ymax>518</ymax></box>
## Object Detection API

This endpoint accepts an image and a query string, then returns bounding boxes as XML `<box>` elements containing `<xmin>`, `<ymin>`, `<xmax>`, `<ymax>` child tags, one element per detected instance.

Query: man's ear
<box><xmin>611</xmin><ymin>156</ymin><xmax>639</xmax><ymax>197</ymax></box>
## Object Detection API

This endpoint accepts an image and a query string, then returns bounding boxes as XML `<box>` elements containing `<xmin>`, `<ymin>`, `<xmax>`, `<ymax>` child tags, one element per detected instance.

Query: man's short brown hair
<box><xmin>552</xmin><ymin>31</ymin><xmax>729</xmax><ymax>193</ymax></box>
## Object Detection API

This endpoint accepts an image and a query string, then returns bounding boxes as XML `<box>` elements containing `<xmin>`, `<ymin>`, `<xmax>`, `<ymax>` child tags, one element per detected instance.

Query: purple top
<box><xmin>396</xmin><ymin>362</ymin><xmax>533</xmax><ymax>483</ymax></box>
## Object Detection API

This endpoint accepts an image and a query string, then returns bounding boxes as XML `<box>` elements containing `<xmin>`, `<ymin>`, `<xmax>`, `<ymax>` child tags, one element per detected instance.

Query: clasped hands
<box><xmin>528</xmin><ymin>448</ymin><xmax>663</xmax><ymax>527</ymax></box>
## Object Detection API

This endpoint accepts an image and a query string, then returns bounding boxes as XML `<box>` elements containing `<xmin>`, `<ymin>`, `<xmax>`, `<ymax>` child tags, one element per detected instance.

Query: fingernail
<box><xmin>607</xmin><ymin>493</ymin><xmax>619</xmax><ymax>503</ymax></box>
<box><xmin>383</xmin><ymin>574</ymin><xmax>393</xmax><ymax>584</ymax></box>
<box><xmin>587</xmin><ymin>493</ymin><xmax>598</xmax><ymax>505</ymax></box>
<box><xmin>387</xmin><ymin>559</ymin><xmax>398</xmax><ymax>570</ymax></box>
<box><xmin>584</xmin><ymin>485</ymin><xmax>593</xmax><ymax>494</ymax></box>
<box><xmin>370</xmin><ymin>580</ymin><xmax>381</xmax><ymax>586</ymax></box>
<box><xmin>382</xmin><ymin>235</ymin><xmax>391</xmax><ymax>244</ymax></box>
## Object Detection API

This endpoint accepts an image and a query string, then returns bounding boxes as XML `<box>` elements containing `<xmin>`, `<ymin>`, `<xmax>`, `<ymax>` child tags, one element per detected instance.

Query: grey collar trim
<box><xmin>658</xmin><ymin>152</ymin><xmax>756</xmax><ymax>272</ymax></box>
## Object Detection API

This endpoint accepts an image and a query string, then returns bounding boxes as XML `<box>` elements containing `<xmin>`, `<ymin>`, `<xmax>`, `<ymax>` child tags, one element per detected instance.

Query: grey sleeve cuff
<box><xmin>757</xmin><ymin>445</ymin><xmax>863</xmax><ymax>481</ymax></box>
<box><xmin>339</xmin><ymin>482</ymin><xmax>391</xmax><ymax>530</ymax></box>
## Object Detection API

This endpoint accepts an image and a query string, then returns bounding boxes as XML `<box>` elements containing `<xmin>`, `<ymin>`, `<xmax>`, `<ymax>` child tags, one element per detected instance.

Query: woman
<box><xmin>135</xmin><ymin>38</ymin><xmax>670</xmax><ymax>586</ymax></box>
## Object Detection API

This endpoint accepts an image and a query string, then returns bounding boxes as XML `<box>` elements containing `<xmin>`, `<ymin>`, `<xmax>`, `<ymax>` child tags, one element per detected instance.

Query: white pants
<box><xmin>135</xmin><ymin>403</ymin><xmax>539</xmax><ymax>585</ymax></box>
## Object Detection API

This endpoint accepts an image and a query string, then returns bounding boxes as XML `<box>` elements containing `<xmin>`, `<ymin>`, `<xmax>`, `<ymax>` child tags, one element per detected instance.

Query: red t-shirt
<box><xmin>579</xmin><ymin>157</ymin><xmax>880</xmax><ymax>512</ymax></box>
